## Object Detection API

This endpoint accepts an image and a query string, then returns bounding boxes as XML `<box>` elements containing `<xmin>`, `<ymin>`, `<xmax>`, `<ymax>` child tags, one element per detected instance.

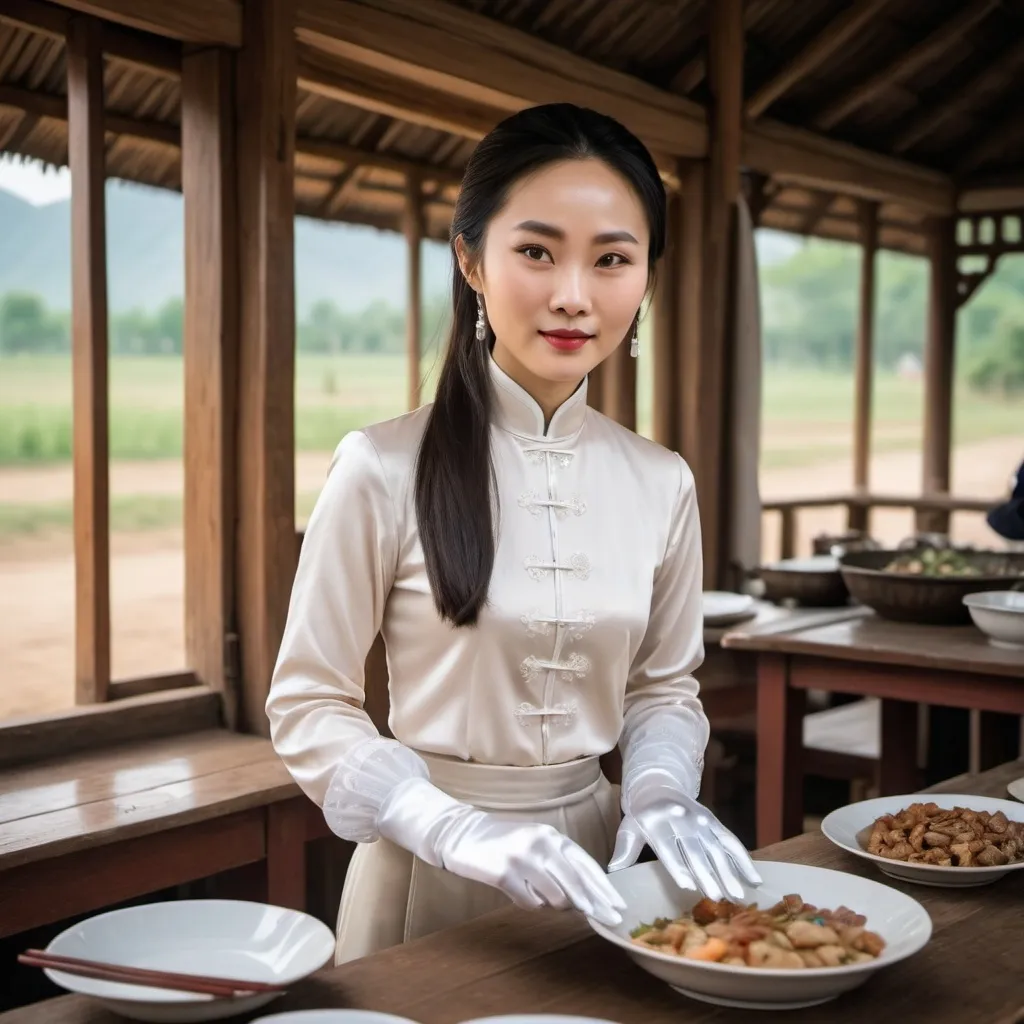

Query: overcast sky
<box><xmin>0</xmin><ymin>154</ymin><xmax>71</xmax><ymax>205</ymax></box>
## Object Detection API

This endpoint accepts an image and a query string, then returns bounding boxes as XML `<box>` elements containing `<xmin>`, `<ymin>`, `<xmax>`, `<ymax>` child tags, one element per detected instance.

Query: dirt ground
<box><xmin>0</xmin><ymin>438</ymin><xmax>1018</xmax><ymax>721</ymax></box>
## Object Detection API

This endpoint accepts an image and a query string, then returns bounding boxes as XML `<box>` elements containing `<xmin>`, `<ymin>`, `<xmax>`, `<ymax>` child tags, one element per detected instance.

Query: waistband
<box><xmin>416</xmin><ymin>751</ymin><xmax>603</xmax><ymax>812</ymax></box>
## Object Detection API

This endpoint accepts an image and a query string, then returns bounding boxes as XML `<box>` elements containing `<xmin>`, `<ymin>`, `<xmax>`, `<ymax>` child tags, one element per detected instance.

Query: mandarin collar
<box><xmin>488</xmin><ymin>356</ymin><xmax>589</xmax><ymax>441</ymax></box>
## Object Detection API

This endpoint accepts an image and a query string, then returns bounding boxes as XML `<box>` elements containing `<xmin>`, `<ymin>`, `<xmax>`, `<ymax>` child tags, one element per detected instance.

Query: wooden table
<box><xmin>5</xmin><ymin>758</ymin><xmax>1021</xmax><ymax>1024</ymax></box>
<box><xmin>721</xmin><ymin>608</ymin><xmax>1024</xmax><ymax>846</ymax></box>
<box><xmin>0</xmin><ymin>730</ymin><xmax>330</xmax><ymax>939</ymax></box>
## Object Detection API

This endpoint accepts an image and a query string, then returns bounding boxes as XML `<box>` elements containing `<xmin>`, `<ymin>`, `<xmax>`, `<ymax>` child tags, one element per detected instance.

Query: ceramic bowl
<box><xmin>821</xmin><ymin>793</ymin><xmax>1024</xmax><ymax>887</ymax></box>
<box><xmin>42</xmin><ymin>899</ymin><xmax>336</xmax><ymax>1022</ymax></box>
<box><xmin>585</xmin><ymin>860</ymin><xmax>931</xmax><ymax>1011</ymax></box>
<box><xmin>963</xmin><ymin>590</ymin><xmax>1024</xmax><ymax>648</ymax></box>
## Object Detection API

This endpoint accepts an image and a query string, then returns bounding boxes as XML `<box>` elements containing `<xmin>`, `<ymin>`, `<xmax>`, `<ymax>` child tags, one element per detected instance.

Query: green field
<box><xmin>0</xmin><ymin>352</ymin><xmax>1019</xmax><ymax>540</ymax></box>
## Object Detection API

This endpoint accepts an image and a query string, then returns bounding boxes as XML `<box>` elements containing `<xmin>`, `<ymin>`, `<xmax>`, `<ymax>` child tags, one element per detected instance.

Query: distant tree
<box><xmin>0</xmin><ymin>292</ymin><xmax>66</xmax><ymax>354</ymax></box>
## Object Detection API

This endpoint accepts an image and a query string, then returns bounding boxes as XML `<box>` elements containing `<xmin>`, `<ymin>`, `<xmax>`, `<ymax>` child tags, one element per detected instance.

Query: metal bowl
<box><xmin>758</xmin><ymin>556</ymin><xmax>850</xmax><ymax>607</ymax></box>
<box><xmin>838</xmin><ymin>549</ymin><xmax>1024</xmax><ymax>625</ymax></box>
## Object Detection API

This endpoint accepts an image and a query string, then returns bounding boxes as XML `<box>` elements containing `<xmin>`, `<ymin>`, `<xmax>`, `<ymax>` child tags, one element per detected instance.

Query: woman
<box><xmin>266</xmin><ymin>102</ymin><xmax>760</xmax><ymax>965</ymax></box>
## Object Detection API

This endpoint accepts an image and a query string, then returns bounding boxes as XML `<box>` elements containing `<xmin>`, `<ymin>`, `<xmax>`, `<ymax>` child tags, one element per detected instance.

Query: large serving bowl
<box><xmin>42</xmin><ymin>900</ymin><xmax>336</xmax><ymax>1023</ymax></box>
<box><xmin>837</xmin><ymin>549</ymin><xmax>1024</xmax><ymax>624</ymax></box>
<box><xmin>758</xmin><ymin>555</ymin><xmax>850</xmax><ymax>607</ymax></box>
<box><xmin>821</xmin><ymin>793</ymin><xmax>1024</xmax><ymax>888</ymax></box>
<box><xmin>586</xmin><ymin>860</ymin><xmax>931</xmax><ymax>1011</ymax></box>
<box><xmin>963</xmin><ymin>590</ymin><xmax>1024</xmax><ymax>648</ymax></box>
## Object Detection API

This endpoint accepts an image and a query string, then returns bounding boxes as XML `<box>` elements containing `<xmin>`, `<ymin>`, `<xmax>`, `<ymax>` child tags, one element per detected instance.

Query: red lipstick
<box><xmin>539</xmin><ymin>328</ymin><xmax>592</xmax><ymax>352</ymax></box>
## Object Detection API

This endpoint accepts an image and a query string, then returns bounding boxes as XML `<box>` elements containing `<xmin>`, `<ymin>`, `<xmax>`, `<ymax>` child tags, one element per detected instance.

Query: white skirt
<box><xmin>333</xmin><ymin>752</ymin><xmax>621</xmax><ymax>965</ymax></box>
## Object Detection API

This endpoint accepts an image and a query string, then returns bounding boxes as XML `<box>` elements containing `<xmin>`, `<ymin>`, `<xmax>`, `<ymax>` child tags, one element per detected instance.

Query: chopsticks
<box><xmin>18</xmin><ymin>949</ymin><xmax>287</xmax><ymax>999</ymax></box>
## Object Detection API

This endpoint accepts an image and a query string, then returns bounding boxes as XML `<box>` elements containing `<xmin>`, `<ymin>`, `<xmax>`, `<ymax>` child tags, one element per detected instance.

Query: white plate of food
<box><xmin>586</xmin><ymin>860</ymin><xmax>930</xmax><ymax>1010</ymax></box>
<box><xmin>702</xmin><ymin>591</ymin><xmax>757</xmax><ymax>626</ymax></box>
<box><xmin>39</xmin><ymin>900</ymin><xmax>336</xmax><ymax>1022</ymax></box>
<box><xmin>821</xmin><ymin>793</ymin><xmax>1024</xmax><ymax>887</ymax></box>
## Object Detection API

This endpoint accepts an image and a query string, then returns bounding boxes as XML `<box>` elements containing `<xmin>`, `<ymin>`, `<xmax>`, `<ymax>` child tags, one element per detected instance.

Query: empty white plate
<box><xmin>821</xmin><ymin>793</ymin><xmax>1024</xmax><ymax>888</ymax></box>
<box><xmin>460</xmin><ymin>1017</ymin><xmax>619</xmax><ymax>1024</ymax></box>
<box><xmin>42</xmin><ymin>899</ymin><xmax>336</xmax><ymax>1022</ymax></box>
<box><xmin>702</xmin><ymin>591</ymin><xmax>757</xmax><ymax>626</ymax></box>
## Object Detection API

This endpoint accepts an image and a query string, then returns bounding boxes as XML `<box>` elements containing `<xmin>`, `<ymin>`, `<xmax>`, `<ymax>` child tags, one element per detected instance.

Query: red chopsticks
<box><xmin>18</xmin><ymin>949</ymin><xmax>287</xmax><ymax>999</ymax></box>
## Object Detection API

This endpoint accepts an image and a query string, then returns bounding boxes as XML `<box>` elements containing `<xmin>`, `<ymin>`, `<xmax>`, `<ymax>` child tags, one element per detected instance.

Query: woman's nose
<box><xmin>549</xmin><ymin>267</ymin><xmax>591</xmax><ymax>317</ymax></box>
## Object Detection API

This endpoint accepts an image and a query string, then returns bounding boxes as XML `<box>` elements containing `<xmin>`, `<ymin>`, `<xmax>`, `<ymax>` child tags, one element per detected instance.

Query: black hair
<box><xmin>414</xmin><ymin>102</ymin><xmax>667</xmax><ymax>626</ymax></box>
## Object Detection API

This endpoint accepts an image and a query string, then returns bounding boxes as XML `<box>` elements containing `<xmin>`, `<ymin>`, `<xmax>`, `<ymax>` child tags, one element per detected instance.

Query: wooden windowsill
<box><xmin>0</xmin><ymin>685</ymin><xmax>223</xmax><ymax>770</ymax></box>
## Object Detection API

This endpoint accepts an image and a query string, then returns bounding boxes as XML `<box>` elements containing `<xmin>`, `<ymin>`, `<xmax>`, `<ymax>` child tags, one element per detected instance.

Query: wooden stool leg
<box><xmin>756</xmin><ymin>654</ymin><xmax>805</xmax><ymax>848</ymax></box>
<box><xmin>880</xmin><ymin>699</ymin><xmax>920</xmax><ymax>794</ymax></box>
<box><xmin>266</xmin><ymin>798</ymin><xmax>308</xmax><ymax>911</ymax></box>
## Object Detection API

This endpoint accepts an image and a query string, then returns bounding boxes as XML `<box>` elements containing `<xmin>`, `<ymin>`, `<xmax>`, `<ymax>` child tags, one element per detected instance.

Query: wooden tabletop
<box><xmin>721</xmin><ymin>606</ymin><xmax>1024</xmax><ymax>676</ymax></box>
<box><xmin>703</xmin><ymin>601</ymin><xmax>863</xmax><ymax>645</ymax></box>
<box><xmin>7</xmin><ymin>759</ymin><xmax>1022</xmax><ymax>1024</ymax></box>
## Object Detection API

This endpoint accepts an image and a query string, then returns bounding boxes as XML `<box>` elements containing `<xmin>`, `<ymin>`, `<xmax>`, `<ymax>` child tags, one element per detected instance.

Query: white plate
<box><xmin>43</xmin><ymin>900</ymin><xmax>336</xmax><ymax>1023</ymax></box>
<box><xmin>702</xmin><ymin>591</ymin><xmax>757</xmax><ymax>626</ymax></box>
<box><xmin>1009</xmin><ymin>777</ymin><xmax>1024</xmax><ymax>803</ymax></box>
<box><xmin>460</xmin><ymin>1017</ymin><xmax>619</xmax><ymax>1024</ymax></box>
<box><xmin>821</xmin><ymin>793</ymin><xmax>1024</xmax><ymax>887</ymax></box>
<box><xmin>255</xmin><ymin>1014</ymin><xmax>420</xmax><ymax>1024</ymax></box>
<box><xmin>963</xmin><ymin>590</ymin><xmax>1024</xmax><ymax>648</ymax></box>
<box><xmin>586</xmin><ymin>860</ymin><xmax>930</xmax><ymax>1011</ymax></box>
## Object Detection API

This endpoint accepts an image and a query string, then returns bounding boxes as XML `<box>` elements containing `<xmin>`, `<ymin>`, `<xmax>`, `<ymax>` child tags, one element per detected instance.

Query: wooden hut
<box><xmin>1</xmin><ymin>0</ymin><xmax>1023</xmax><ymax>956</ymax></box>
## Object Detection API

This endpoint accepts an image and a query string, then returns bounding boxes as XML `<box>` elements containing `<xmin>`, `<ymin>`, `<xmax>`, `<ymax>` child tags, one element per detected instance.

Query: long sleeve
<box><xmin>266</xmin><ymin>429</ymin><xmax>420</xmax><ymax>827</ymax></box>
<box><xmin>619</xmin><ymin>454</ymin><xmax>710</xmax><ymax>799</ymax></box>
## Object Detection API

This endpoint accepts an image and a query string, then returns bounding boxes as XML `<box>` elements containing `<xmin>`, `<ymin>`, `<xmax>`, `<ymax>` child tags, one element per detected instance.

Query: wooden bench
<box><xmin>0</xmin><ymin>727</ymin><xmax>330</xmax><ymax>940</ymax></box>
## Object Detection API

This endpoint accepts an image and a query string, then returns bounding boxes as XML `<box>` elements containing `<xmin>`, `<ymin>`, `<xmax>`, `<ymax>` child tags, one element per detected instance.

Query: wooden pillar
<box><xmin>920</xmin><ymin>216</ymin><xmax>957</xmax><ymax>533</ymax></box>
<box><xmin>851</xmin><ymin>200</ymin><xmax>878</xmax><ymax>533</ymax></box>
<box><xmin>182</xmin><ymin>47</ymin><xmax>240</xmax><ymax>727</ymax></box>
<box><xmin>67</xmin><ymin>15</ymin><xmax>110</xmax><ymax>704</ymax></box>
<box><xmin>678</xmin><ymin>161</ymin><xmax>705</xmax><ymax>463</ymax></box>
<box><xmin>601</xmin><ymin>339</ymin><xmax>637</xmax><ymax>430</ymax></box>
<box><xmin>235</xmin><ymin>0</ymin><xmax>297</xmax><ymax>735</ymax></box>
<box><xmin>681</xmin><ymin>0</ymin><xmax>742</xmax><ymax>588</ymax></box>
<box><xmin>405</xmin><ymin>172</ymin><xmax>423</xmax><ymax>409</ymax></box>
<box><xmin>586</xmin><ymin>359</ymin><xmax>606</xmax><ymax>413</ymax></box>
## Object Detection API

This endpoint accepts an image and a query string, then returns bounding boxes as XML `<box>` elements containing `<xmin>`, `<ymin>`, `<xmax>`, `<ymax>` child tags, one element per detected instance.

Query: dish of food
<box><xmin>866</xmin><ymin>801</ymin><xmax>1023</xmax><ymax>867</ymax></box>
<box><xmin>630</xmin><ymin>894</ymin><xmax>885</xmax><ymax>970</ymax></box>
<box><xmin>821</xmin><ymin>792</ymin><xmax>1024</xmax><ymax>887</ymax></box>
<box><xmin>883</xmin><ymin>548</ymin><xmax>982</xmax><ymax>576</ymax></box>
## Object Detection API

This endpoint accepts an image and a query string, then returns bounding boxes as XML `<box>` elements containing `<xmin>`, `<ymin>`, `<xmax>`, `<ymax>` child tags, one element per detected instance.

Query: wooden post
<box><xmin>586</xmin><ymin>359</ymin><xmax>605</xmax><ymax>414</ymax></box>
<box><xmin>601</xmin><ymin>339</ymin><xmax>637</xmax><ymax>430</ymax></box>
<box><xmin>405</xmin><ymin>171</ymin><xmax>423</xmax><ymax>409</ymax></box>
<box><xmin>682</xmin><ymin>0</ymin><xmax>743</xmax><ymax>589</ymax></box>
<box><xmin>652</xmin><ymin>189</ymin><xmax>680</xmax><ymax>450</ymax></box>
<box><xmin>920</xmin><ymin>216</ymin><xmax>957</xmax><ymax>533</ymax></box>
<box><xmin>182</xmin><ymin>47</ymin><xmax>239</xmax><ymax>727</ymax></box>
<box><xmin>235</xmin><ymin>0</ymin><xmax>297</xmax><ymax>735</ymax></box>
<box><xmin>851</xmin><ymin>200</ymin><xmax>878</xmax><ymax>533</ymax></box>
<box><xmin>67</xmin><ymin>14</ymin><xmax>110</xmax><ymax>705</ymax></box>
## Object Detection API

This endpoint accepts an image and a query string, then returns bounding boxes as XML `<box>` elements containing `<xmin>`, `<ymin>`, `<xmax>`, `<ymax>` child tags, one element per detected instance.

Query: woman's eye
<box><xmin>597</xmin><ymin>253</ymin><xmax>628</xmax><ymax>268</ymax></box>
<box><xmin>520</xmin><ymin>245</ymin><xmax>550</xmax><ymax>262</ymax></box>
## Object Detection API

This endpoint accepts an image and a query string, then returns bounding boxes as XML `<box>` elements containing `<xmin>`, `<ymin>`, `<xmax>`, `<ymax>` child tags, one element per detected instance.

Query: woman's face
<box><xmin>461</xmin><ymin>157</ymin><xmax>651</xmax><ymax>410</ymax></box>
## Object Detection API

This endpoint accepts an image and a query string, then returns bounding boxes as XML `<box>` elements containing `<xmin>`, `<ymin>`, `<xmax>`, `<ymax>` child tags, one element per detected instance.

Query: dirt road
<box><xmin>1</xmin><ymin>436</ymin><xmax>1018</xmax><ymax>721</ymax></box>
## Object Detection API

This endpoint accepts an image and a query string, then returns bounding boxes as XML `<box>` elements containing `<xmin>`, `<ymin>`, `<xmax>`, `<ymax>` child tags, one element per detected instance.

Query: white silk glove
<box><xmin>608</xmin><ymin>714</ymin><xmax>761</xmax><ymax>902</ymax></box>
<box><xmin>323</xmin><ymin>738</ymin><xmax>625</xmax><ymax>927</ymax></box>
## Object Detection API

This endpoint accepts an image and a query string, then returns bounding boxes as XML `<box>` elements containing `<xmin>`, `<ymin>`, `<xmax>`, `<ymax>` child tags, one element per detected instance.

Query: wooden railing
<box><xmin>762</xmin><ymin>492</ymin><xmax>999</xmax><ymax>560</ymax></box>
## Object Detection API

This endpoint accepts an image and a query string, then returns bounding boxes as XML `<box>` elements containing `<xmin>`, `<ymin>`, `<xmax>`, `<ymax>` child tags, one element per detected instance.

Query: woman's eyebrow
<box><xmin>513</xmin><ymin>220</ymin><xmax>639</xmax><ymax>245</ymax></box>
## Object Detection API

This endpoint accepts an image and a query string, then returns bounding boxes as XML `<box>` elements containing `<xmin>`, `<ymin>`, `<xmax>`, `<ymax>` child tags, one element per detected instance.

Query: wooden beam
<box><xmin>799</xmin><ymin>190</ymin><xmax>835</xmax><ymax>234</ymax></box>
<box><xmin>182</xmin><ymin>46</ymin><xmax>239</xmax><ymax>727</ymax></box>
<box><xmin>652</xmin><ymin>188</ymin><xmax>682</xmax><ymax>450</ymax></box>
<box><xmin>743</xmin><ymin>117</ymin><xmax>954</xmax><ymax>214</ymax></box>
<box><xmin>892</xmin><ymin>37</ymin><xmax>1024</xmax><ymax>155</ymax></box>
<box><xmin>66</xmin><ymin>14</ymin><xmax>110</xmax><ymax>706</ymax></box>
<box><xmin>955</xmin><ymin>103</ymin><xmax>1024</xmax><ymax>178</ymax></box>
<box><xmin>48</xmin><ymin>0</ymin><xmax>241</xmax><ymax>46</ymax></box>
<box><xmin>295</xmin><ymin>0</ymin><xmax>708</xmax><ymax>159</ymax></box>
<box><xmin>694</xmin><ymin>0</ymin><xmax>743</xmax><ymax>590</ymax></box>
<box><xmin>600</xmin><ymin>334</ymin><xmax>637</xmax><ymax>431</ymax></box>
<box><xmin>853</xmin><ymin>201</ymin><xmax>878</xmax><ymax>492</ymax></box>
<box><xmin>235</xmin><ymin>0</ymin><xmax>297</xmax><ymax>736</ymax></box>
<box><xmin>405</xmin><ymin>171</ymin><xmax>423</xmax><ymax>410</ymax></box>
<box><xmin>920</xmin><ymin>216</ymin><xmax>957</xmax><ymax>531</ymax></box>
<box><xmin>814</xmin><ymin>0</ymin><xmax>1001</xmax><ymax>131</ymax></box>
<box><xmin>745</xmin><ymin>0</ymin><xmax>889</xmax><ymax>119</ymax></box>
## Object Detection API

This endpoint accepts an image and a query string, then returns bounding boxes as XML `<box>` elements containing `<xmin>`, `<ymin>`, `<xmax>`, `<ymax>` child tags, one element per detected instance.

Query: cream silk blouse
<box><xmin>266</xmin><ymin>357</ymin><xmax>710</xmax><ymax>812</ymax></box>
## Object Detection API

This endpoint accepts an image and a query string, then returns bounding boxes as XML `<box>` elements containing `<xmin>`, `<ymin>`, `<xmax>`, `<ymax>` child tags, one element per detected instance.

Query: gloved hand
<box><xmin>608</xmin><ymin>764</ymin><xmax>762</xmax><ymax>902</ymax></box>
<box><xmin>376</xmin><ymin>775</ymin><xmax>626</xmax><ymax>926</ymax></box>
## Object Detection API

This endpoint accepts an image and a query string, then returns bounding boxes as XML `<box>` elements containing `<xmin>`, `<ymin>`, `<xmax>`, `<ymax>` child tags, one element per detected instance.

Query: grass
<box><xmin>0</xmin><ymin>352</ymin><xmax>1019</xmax><ymax>540</ymax></box>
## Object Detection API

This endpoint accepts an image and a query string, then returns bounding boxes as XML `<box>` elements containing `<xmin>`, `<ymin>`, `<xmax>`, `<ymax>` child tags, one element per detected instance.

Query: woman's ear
<box><xmin>454</xmin><ymin>234</ymin><xmax>482</xmax><ymax>291</ymax></box>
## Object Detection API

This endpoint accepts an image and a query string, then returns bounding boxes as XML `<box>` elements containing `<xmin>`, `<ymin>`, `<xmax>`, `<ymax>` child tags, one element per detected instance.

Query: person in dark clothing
<box><xmin>987</xmin><ymin>458</ymin><xmax>1024</xmax><ymax>545</ymax></box>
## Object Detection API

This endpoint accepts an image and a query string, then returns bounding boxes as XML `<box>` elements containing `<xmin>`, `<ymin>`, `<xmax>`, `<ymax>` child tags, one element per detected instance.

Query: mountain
<box><xmin>0</xmin><ymin>181</ymin><xmax>453</xmax><ymax>315</ymax></box>
<box><xmin>0</xmin><ymin>180</ymin><xmax>799</xmax><ymax>316</ymax></box>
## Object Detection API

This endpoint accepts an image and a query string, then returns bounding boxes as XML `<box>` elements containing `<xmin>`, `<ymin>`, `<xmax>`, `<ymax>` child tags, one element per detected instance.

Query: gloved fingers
<box><xmin>714</xmin><ymin>828</ymin><xmax>764</xmax><ymax>887</ymax></box>
<box><xmin>557</xmin><ymin>842</ymin><xmax>626</xmax><ymax>926</ymax></box>
<box><xmin>607</xmin><ymin>814</ymin><xmax>645</xmax><ymax>872</ymax></box>
<box><xmin>677</xmin><ymin>834</ymin><xmax>725</xmax><ymax>902</ymax></box>
<box><xmin>702</xmin><ymin>835</ymin><xmax>747</xmax><ymax>902</ymax></box>
<box><xmin>503</xmin><ymin>875</ymin><xmax>550</xmax><ymax>910</ymax></box>
<box><xmin>521</xmin><ymin>874</ymin><xmax>571</xmax><ymax>911</ymax></box>
<box><xmin>641</xmin><ymin>817</ymin><xmax>699</xmax><ymax>895</ymax></box>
